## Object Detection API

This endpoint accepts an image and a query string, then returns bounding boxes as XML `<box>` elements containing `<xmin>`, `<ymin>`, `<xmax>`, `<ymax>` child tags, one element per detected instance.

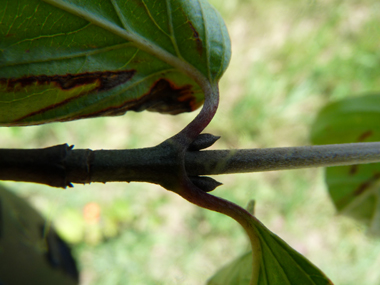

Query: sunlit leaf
<box><xmin>208</xmin><ymin>215</ymin><xmax>333</xmax><ymax>285</ymax></box>
<box><xmin>311</xmin><ymin>94</ymin><xmax>380</xmax><ymax>235</ymax></box>
<box><xmin>0</xmin><ymin>0</ymin><xmax>230</xmax><ymax>126</ymax></box>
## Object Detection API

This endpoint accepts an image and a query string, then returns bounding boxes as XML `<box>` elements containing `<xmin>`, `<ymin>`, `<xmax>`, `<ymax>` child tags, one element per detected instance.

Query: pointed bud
<box><xmin>190</xmin><ymin>176</ymin><xmax>222</xmax><ymax>192</ymax></box>
<box><xmin>188</xmin><ymin>133</ymin><xmax>221</xmax><ymax>151</ymax></box>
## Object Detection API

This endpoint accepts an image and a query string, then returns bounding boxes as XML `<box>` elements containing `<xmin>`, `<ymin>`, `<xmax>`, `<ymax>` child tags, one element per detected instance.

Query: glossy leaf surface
<box><xmin>207</xmin><ymin>214</ymin><xmax>333</xmax><ymax>285</ymax></box>
<box><xmin>0</xmin><ymin>0</ymin><xmax>230</xmax><ymax>126</ymax></box>
<box><xmin>311</xmin><ymin>94</ymin><xmax>380</xmax><ymax>235</ymax></box>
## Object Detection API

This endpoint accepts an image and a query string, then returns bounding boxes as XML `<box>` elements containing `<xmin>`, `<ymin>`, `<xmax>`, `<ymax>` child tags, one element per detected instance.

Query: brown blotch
<box><xmin>9</xmin><ymin>70</ymin><xmax>136</xmax><ymax>124</ymax></box>
<box><xmin>354</xmin><ymin>172</ymin><xmax>380</xmax><ymax>196</ymax></box>
<box><xmin>187</xmin><ymin>21</ymin><xmax>203</xmax><ymax>56</ymax></box>
<box><xmin>2</xmin><ymin>70</ymin><xmax>136</xmax><ymax>93</ymax></box>
<box><xmin>349</xmin><ymin>165</ymin><xmax>359</xmax><ymax>176</ymax></box>
<box><xmin>74</xmin><ymin>78</ymin><xmax>200</xmax><ymax>120</ymax></box>
<box><xmin>357</xmin><ymin>130</ymin><xmax>373</xmax><ymax>142</ymax></box>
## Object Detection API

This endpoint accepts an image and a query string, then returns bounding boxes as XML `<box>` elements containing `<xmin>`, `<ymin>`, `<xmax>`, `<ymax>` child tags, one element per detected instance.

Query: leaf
<box><xmin>0</xmin><ymin>185</ymin><xmax>79</xmax><ymax>284</ymax></box>
<box><xmin>310</xmin><ymin>94</ymin><xmax>380</xmax><ymax>235</ymax></box>
<box><xmin>0</xmin><ymin>0</ymin><xmax>230</xmax><ymax>126</ymax></box>
<box><xmin>207</xmin><ymin>215</ymin><xmax>333</xmax><ymax>285</ymax></box>
<box><xmin>208</xmin><ymin>251</ymin><xmax>252</xmax><ymax>285</ymax></box>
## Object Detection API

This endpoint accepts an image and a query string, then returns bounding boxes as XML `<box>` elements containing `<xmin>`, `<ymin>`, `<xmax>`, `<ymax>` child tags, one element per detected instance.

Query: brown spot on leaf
<box><xmin>357</xmin><ymin>130</ymin><xmax>373</xmax><ymax>142</ymax></box>
<box><xmin>354</xmin><ymin>172</ymin><xmax>380</xmax><ymax>196</ymax></box>
<box><xmin>7</xmin><ymin>70</ymin><xmax>135</xmax><ymax>124</ymax></box>
<box><xmin>75</xmin><ymin>78</ymin><xmax>201</xmax><ymax>120</ymax></box>
<box><xmin>188</xmin><ymin>21</ymin><xmax>203</xmax><ymax>56</ymax></box>
<box><xmin>2</xmin><ymin>70</ymin><xmax>135</xmax><ymax>93</ymax></box>
<box><xmin>349</xmin><ymin>165</ymin><xmax>359</xmax><ymax>176</ymax></box>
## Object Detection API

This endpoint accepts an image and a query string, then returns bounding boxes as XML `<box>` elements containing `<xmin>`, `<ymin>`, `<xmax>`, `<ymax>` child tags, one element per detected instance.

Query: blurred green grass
<box><xmin>2</xmin><ymin>0</ymin><xmax>380</xmax><ymax>284</ymax></box>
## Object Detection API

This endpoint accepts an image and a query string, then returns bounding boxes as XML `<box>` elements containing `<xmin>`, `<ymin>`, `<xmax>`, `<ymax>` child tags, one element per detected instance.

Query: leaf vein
<box><xmin>5</xmin><ymin>22</ymin><xmax>92</xmax><ymax>50</ymax></box>
<box><xmin>141</xmin><ymin>0</ymin><xmax>171</xmax><ymax>39</ymax></box>
<box><xmin>1</xmin><ymin>42</ymin><xmax>135</xmax><ymax>68</ymax></box>
<box><xmin>256</xmin><ymin>228</ymin><xmax>293</xmax><ymax>285</ymax></box>
<box><xmin>117</xmin><ymin>68</ymin><xmax>176</xmax><ymax>96</ymax></box>
<box><xmin>119</xmin><ymin>48</ymin><xmax>140</xmax><ymax>70</ymax></box>
<box><xmin>0</xmin><ymin>1</ymin><xmax>8</xmax><ymax>25</ymax></box>
<box><xmin>166</xmin><ymin>0</ymin><xmax>182</xmax><ymax>59</ymax></box>
<box><xmin>109</xmin><ymin>0</ymin><xmax>131</xmax><ymax>32</ymax></box>
<box><xmin>273</xmin><ymin>237</ymin><xmax>321</xmax><ymax>284</ymax></box>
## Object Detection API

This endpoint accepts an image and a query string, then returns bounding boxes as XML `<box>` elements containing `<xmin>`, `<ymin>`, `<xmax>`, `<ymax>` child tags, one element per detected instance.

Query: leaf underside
<box><xmin>0</xmin><ymin>0</ymin><xmax>230</xmax><ymax>126</ymax></box>
<box><xmin>208</xmin><ymin>215</ymin><xmax>333</xmax><ymax>285</ymax></box>
<box><xmin>311</xmin><ymin>94</ymin><xmax>380</xmax><ymax>235</ymax></box>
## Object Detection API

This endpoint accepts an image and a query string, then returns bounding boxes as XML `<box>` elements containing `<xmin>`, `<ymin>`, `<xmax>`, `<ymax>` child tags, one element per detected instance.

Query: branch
<box><xmin>1</xmin><ymin>141</ymin><xmax>380</xmax><ymax>189</ymax></box>
<box><xmin>186</xmin><ymin>142</ymin><xmax>380</xmax><ymax>174</ymax></box>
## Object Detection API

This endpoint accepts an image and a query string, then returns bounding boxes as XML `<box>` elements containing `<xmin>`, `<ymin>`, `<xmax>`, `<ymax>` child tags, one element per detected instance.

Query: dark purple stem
<box><xmin>166</xmin><ymin>84</ymin><xmax>259</xmax><ymax>283</ymax></box>
<box><xmin>170</xmin><ymin>84</ymin><xmax>219</xmax><ymax>146</ymax></box>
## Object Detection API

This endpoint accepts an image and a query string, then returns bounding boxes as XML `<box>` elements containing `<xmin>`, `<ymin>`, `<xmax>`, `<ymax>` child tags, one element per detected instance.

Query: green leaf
<box><xmin>207</xmin><ymin>215</ymin><xmax>333</xmax><ymax>285</ymax></box>
<box><xmin>310</xmin><ymin>94</ymin><xmax>380</xmax><ymax>235</ymax></box>
<box><xmin>0</xmin><ymin>0</ymin><xmax>230</xmax><ymax>126</ymax></box>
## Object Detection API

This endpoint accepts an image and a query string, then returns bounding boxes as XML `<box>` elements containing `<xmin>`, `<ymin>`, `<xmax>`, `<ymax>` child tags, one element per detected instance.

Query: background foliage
<box><xmin>2</xmin><ymin>0</ymin><xmax>380</xmax><ymax>284</ymax></box>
